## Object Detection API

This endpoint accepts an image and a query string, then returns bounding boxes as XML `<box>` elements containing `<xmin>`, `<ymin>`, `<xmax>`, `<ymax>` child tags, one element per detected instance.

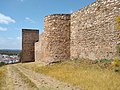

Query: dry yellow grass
<box><xmin>0</xmin><ymin>66</ymin><xmax>7</xmax><ymax>90</ymax></box>
<box><xmin>21</xmin><ymin>60</ymin><xmax>120</xmax><ymax>90</ymax></box>
<box><xmin>115</xmin><ymin>16</ymin><xmax>120</xmax><ymax>30</ymax></box>
<box><xmin>13</xmin><ymin>66</ymin><xmax>39</xmax><ymax>89</ymax></box>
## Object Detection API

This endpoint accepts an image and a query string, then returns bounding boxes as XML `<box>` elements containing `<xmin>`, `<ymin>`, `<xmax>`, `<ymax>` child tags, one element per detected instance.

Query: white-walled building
<box><xmin>2</xmin><ymin>55</ymin><xmax>9</xmax><ymax>58</ymax></box>
<box><xmin>0</xmin><ymin>54</ymin><xmax>3</xmax><ymax>61</ymax></box>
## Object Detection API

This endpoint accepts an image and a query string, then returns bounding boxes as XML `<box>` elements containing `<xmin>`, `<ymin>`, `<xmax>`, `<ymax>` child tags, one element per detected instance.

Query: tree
<box><xmin>18</xmin><ymin>51</ymin><xmax>22</xmax><ymax>58</ymax></box>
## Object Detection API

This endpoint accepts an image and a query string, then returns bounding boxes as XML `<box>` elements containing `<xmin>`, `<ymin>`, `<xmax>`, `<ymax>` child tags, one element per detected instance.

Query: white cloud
<box><xmin>70</xmin><ymin>10</ymin><xmax>73</xmax><ymax>13</ymax></box>
<box><xmin>17</xmin><ymin>37</ymin><xmax>22</xmax><ymax>40</ymax></box>
<box><xmin>7</xmin><ymin>37</ymin><xmax>13</xmax><ymax>40</ymax></box>
<box><xmin>0</xmin><ymin>13</ymin><xmax>16</xmax><ymax>24</ymax></box>
<box><xmin>25</xmin><ymin>17</ymin><xmax>35</xmax><ymax>23</ymax></box>
<box><xmin>0</xmin><ymin>37</ymin><xmax>22</xmax><ymax>49</ymax></box>
<box><xmin>0</xmin><ymin>27</ymin><xmax>7</xmax><ymax>31</ymax></box>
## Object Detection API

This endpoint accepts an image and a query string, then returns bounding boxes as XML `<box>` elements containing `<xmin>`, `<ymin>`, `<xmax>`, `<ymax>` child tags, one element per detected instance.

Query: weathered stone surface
<box><xmin>35</xmin><ymin>14</ymin><xmax>70</xmax><ymax>64</ymax></box>
<box><xmin>35</xmin><ymin>0</ymin><xmax>120</xmax><ymax>64</ymax></box>
<box><xmin>70</xmin><ymin>0</ymin><xmax>120</xmax><ymax>60</ymax></box>
<box><xmin>35</xmin><ymin>33</ymin><xmax>45</xmax><ymax>62</ymax></box>
<box><xmin>43</xmin><ymin>14</ymin><xmax>70</xmax><ymax>63</ymax></box>
<box><xmin>22</xmin><ymin>29</ymin><xmax>39</xmax><ymax>62</ymax></box>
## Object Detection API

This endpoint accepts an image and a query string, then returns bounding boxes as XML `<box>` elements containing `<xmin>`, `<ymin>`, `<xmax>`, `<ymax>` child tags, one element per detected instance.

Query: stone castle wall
<box><xmin>70</xmin><ymin>0</ymin><xmax>120</xmax><ymax>60</ymax></box>
<box><xmin>42</xmin><ymin>14</ymin><xmax>70</xmax><ymax>63</ymax></box>
<box><xmin>35</xmin><ymin>0</ymin><xmax>120</xmax><ymax>64</ymax></box>
<box><xmin>35</xmin><ymin>33</ymin><xmax>45</xmax><ymax>62</ymax></box>
<box><xmin>35</xmin><ymin>14</ymin><xmax>70</xmax><ymax>64</ymax></box>
<box><xmin>22</xmin><ymin>29</ymin><xmax>39</xmax><ymax>62</ymax></box>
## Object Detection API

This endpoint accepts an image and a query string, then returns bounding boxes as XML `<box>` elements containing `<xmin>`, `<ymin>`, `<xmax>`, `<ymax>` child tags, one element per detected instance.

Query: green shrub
<box><xmin>0</xmin><ymin>62</ymin><xmax>6</xmax><ymax>67</ymax></box>
<box><xmin>113</xmin><ymin>57</ymin><xmax>120</xmax><ymax>72</ymax></box>
<box><xmin>115</xmin><ymin>16</ymin><xmax>120</xmax><ymax>30</ymax></box>
<box><xmin>96</xmin><ymin>59</ymin><xmax>112</xmax><ymax>63</ymax></box>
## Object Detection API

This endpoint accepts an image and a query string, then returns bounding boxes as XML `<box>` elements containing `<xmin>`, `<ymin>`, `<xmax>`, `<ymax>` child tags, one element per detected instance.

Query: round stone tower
<box><xmin>43</xmin><ymin>14</ymin><xmax>71</xmax><ymax>63</ymax></box>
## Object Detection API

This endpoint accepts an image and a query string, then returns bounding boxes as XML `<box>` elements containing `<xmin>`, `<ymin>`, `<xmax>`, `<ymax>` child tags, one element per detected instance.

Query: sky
<box><xmin>0</xmin><ymin>0</ymin><xmax>96</xmax><ymax>50</ymax></box>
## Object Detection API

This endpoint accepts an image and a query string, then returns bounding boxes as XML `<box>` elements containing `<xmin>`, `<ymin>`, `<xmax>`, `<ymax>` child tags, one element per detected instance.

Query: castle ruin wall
<box><xmin>70</xmin><ymin>0</ymin><xmax>120</xmax><ymax>60</ymax></box>
<box><xmin>43</xmin><ymin>14</ymin><xmax>71</xmax><ymax>63</ymax></box>
<box><xmin>34</xmin><ymin>0</ymin><xmax>120</xmax><ymax>64</ymax></box>
<box><xmin>22</xmin><ymin>29</ymin><xmax>39</xmax><ymax>62</ymax></box>
<box><xmin>35</xmin><ymin>33</ymin><xmax>45</xmax><ymax>62</ymax></box>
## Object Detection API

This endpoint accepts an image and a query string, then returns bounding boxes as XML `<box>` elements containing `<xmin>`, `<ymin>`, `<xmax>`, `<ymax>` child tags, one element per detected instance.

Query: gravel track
<box><xmin>4</xmin><ymin>64</ymin><xmax>81</xmax><ymax>90</ymax></box>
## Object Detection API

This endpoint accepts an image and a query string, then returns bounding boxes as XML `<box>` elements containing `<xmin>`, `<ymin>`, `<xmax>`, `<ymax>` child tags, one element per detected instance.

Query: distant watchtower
<box><xmin>21</xmin><ymin>29</ymin><xmax>39</xmax><ymax>62</ymax></box>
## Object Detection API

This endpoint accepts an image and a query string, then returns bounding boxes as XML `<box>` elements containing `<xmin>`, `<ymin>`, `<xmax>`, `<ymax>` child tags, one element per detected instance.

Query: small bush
<box><xmin>115</xmin><ymin>16</ymin><xmax>120</xmax><ymax>30</ymax></box>
<box><xmin>95</xmin><ymin>59</ymin><xmax>112</xmax><ymax>64</ymax></box>
<box><xmin>0</xmin><ymin>62</ymin><xmax>6</xmax><ymax>67</ymax></box>
<box><xmin>113</xmin><ymin>57</ymin><xmax>120</xmax><ymax>72</ymax></box>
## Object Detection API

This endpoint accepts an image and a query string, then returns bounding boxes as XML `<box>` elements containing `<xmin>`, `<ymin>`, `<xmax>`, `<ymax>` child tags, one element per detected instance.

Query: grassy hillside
<box><xmin>21</xmin><ymin>59</ymin><xmax>120</xmax><ymax>90</ymax></box>
<box><xmin>0</xmin><ymin>66</ymin><xmax>7</xmax><ymax>90</ymax></box>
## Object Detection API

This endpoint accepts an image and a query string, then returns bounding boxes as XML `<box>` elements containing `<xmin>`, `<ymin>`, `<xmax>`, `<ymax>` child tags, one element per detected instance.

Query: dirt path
<box><xmin>6</xmin><ymin>65</ymin><xmax>38</xmax><ymax>90</ymax></box>
<box><xmin>4</xmin><ymin>64</ymin><xmax>80</xmax><ymax>90</ymax></box>
<box><xmin>14</xmin><ymin>65</ymin><xmax>81</xmax><ymax>90</ymax></box>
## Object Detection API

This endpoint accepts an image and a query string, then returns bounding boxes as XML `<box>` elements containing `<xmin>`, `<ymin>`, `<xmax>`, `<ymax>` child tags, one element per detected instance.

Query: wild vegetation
<box><xmin>21</xmin><ymin>59</ymin><xmax>120</xmax><ymax>90</ymax></box>
<box><xmin>114</xmin><ymin>16</ymin><xmax>120</xmax><ymax>72</ymax></box>
<box><xmin>13</xmin><ymin>66</ymin><xmax>39</xmax><ymax>89</ymax></box>
<box><xmin>0</xmin><ymin>66</ymin><xmax>7</xmax><ymax>90</ymax></box>
<box><xmin>115</xmin><ymin>16</ymin><xmax>120</xmax><ymax>30</ymax></box>
<box><xmin>0</xmin><ymin>62</ymin><xmax>6</xmax><ymax>67</ymax></box>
